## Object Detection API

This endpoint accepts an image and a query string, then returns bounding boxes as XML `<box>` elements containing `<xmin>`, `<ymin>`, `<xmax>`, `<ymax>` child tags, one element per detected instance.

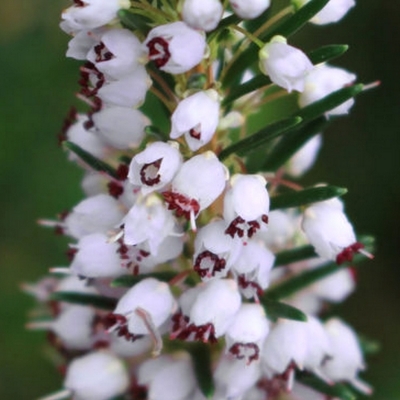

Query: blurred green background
<box><xmin>0</xmin><ymin>0</ymin><xmax>399</xmax><ymax>398</ymax></box>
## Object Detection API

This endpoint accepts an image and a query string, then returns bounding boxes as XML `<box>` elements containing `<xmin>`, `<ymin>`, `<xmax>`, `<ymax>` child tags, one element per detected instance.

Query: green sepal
<box><xmin>219</xmin><ymin>117</ymin><xmax>302</xmax><ymax>161</ymax></box>
<box><xmin>63</xmin><ymin>141</ymin><xmax>119</xmax><ymax>179</ymax></box>
<box><xmin>308</xmin><ymin>44</ymin><xmax>349</xmax><ymax>65</ymax></box>
<box><xmin>266</xmin><ymin>253</ymin><xmax>368</xmax><ymax>300</ymax></box>
<box><xmin>270</xmin><ymin>185</ymin><xmax>348</xmax><ymax>210</ymax></box>
<box><xmin>297</xmin><ymin>373</ymin><xmax>357</xmax><ymax>400</ymax></box>
<box><xmin>187</xmin><ymin>342</ymin><xmax>215</xmax><ymax>398</ymax></box>
<box><xmin>274</xmin><ymin>245</ymin><xmax>317</xmax><ymax>267</ymax></box>
<box><xmin>261</xmin><ymin>116</ymin><xmax>329</xmax><ymax>171</ymax></box>
<box><xmin>118</xmin><ymin>9</ymin><xmax>151</xmax><ymax>34</ymax></box>
<box><xmin>261</xmin><ymin>297</ymin><xmax>308</xmax><ymax>322</ymax></box>
<box><xmin>111</xmin><ymin>271</ymin><xmax>197</xmax><ymax>288</ymax></box>
<box><xmin>187</xmin><ymin>73</ymin><xmax>208</xmax><ymax>90</ymax></box>
<box><xmin>222</xmin><ymin>0</ymin><xmax>330</xmax><ymax>86</ymax></box>
<box><xmin>50</xmin><ymin>291</ymin><xmax>117</xmax><ymax>310</ymax></box>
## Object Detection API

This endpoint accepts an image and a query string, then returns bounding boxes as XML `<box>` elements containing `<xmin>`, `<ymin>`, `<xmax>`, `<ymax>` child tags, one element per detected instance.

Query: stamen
<box><xmin>163</xmin><ymin>191</ymin><xmax>200</xmax><ymax>220</ymax></box>
<box><xmin>194</xmin><ymin>250</ymin><xmax>226</xmax><ymax>278</ymax></box>
<box><xmin>94</xmin><ymin>42</ymin><xmax>114</xmax><ymax>62</ymax></box>
<box><xmin>146</xmin><ymin>37</ymin><xmax>171</xmax><ymax>68</ymax></box>
<box><xmin>135</xmin><ymin>307</ymin><xmax>163</xmax><ymax>356</ymax></box>
<box><xmin>139</xmin><ymin>159</ymin><xmax>162</xmax><ymax>186</ymax></box>
<box><xmin>229</xmin><ymin>342</ymin><xmax>260</xmax><ymax>364</ymax></box>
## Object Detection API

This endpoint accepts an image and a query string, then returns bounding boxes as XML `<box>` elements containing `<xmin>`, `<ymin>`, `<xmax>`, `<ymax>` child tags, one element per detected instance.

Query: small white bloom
<box><xmin>259</xmin><ymin>35</ymin><xmax>314</xmax><ymax>92</ymax></box>
<box><xmin>110</xmin><ymin>334</ymin><xmax>152</xmax><ymax>358</ymax></box>
<box><xmin>225</xmin><ymin>304</ymin><xmax>270</xmax><ymax>364</ymax></box>
<box><xmin>61</xmin><ymin>0</ymin><xmax>130</xmax><ymax>32</ymax></box>
<box><xmin>87</xmin><ymin>28</ymin><xmax>144</xmax><ymax>79</ymax></box>
<box><xmin>302</xmin><ymin>197</ymin><xmax>363</xmax><ymax>263</ymax></box>
<box><xmin>182</xmin><ymin>0</ymin><xmax>223</xmax><ymax>32</ymax></box>
<box><xmin>299</xmin><ymin>63</ymin><xmax>356</xmax><ymax>116</ymax></box>
<box><xmin>230</xmin><ymin>0</ymin><xmax>271</xmax><ymax>19</ymax></box>
<box><xmin>64</xmin><ymin>351</ymin><xmax>130</xmax><ymax>400</ymax></box>
<box><xmin>286</xmin><ymin>134</ymin><xmax>322</xmax><ymax>177</ymax></box>
<box><xmin>92</xmin><ymin>106</ymin><xmax>146</xmax><ymax>149</ymax></box>
<box><xmin>295</xmin><ymin>0</ymin><xmax>356</xmax><ymax>25</ymax></box>
<box><xmin>66</xmin><ymin>29</ymin><xmax>101</xmax><ymax>60</ymax></box>
<box><xmin>170</xmin><ymin>90</ymin><xmax>220</xmax><ymax>151</ymax></box>
<box><xmin>128</xmin><ymin>141</ymin><xmax>183</xmax><ymax>195</ymax></box>
<box><xmin>144</xmin><ymin>21</ymin><xmax>206</xmax><ymax>74</ymax></box>
<box><xmin>224</xmin><ymin>174</ymin><xmax>269</xmax><ymax>239</ymax></box>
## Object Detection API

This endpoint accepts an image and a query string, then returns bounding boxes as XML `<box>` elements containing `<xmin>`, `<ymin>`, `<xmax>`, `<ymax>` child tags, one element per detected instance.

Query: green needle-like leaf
<box><xmin>111</xmin><ymin>271</ymin><xmax>197</xmax><ymax>287</ymax></box>
<box><xmin>118</xmin><ymin>9</ymin><xmax>151</xmax><ymax>34</ymax></box>
<box><xmin>274</xmin><ymin>245</ymin><xmax>317</xmax><ymax>267</ymax></box>
<box><xmin>50</xmin><ymin>291</ymin><xmax>117</xmax><ymax>310</ymax></box>
<box><xmin>298</xmin><ymin>374</ymin><xmax>357</xmax><ymax>400</ymax></box>
<box><xmin>270</xmin><ymin>186</ymin><xmax>348</xmax><ymax>210</ymax></box>
<box><xmin>262</xmin><ymin>116</ymin><xmax>329</xmax><ymax>171</ymax></box>
<box><xmin>308</xmin><ymin>44</ymin><xmax>349</xmax><ymax>65</ymax></box>
<box><xmin>144</xmin><ymin>125</ymin><xmax>169</xmax><ymax>141</ymax></box>
<box><xmin>63</xmin><ymin>141</ymin><xmax>119</xmax><ymax>179</ymax></box>
<box><xmin>219</xmin><ymin>117</ymin><xmax>302</xmax><ymax>160</ymax></box>
<box><xmin>261</xmin><ymin>298</ymin><xmax>308</xmax><ymax>322</ymax></box>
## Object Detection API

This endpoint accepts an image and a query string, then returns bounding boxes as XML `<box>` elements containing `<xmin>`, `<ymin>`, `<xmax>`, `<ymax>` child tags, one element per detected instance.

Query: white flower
<box><xmin>92</xmin><ymin>106</ymin><xmax>146</xmax><ymax>149</ymax></box>
<box><xmin>302</xmin><ymin>197</ymin><xmax>364</xmax><ymax>263</ymax></box>
<box><xmin>299</xmin><ymin>63</ymin><xmax>357</xmax><ymax>116</ymax></box>
<box><xmin>193</xmin><ymin>220</ymin><xmax>241</xmax><ymax>280</ymax></box>
<box><xmin>294</xmin><ymin>0</ymin><xmax>356</xmax><ymax>25</ymax></box>
<box><xmin>64</xmin><ymin>351</ymin><xmax>129</xmax><ymax>400</ymax></box>
<box><xmin>163</xmin><ymin>152</ymin><xmax>228</xmax><ymax>227</ymax></box>
<box><xmin>182</xmin><ymin>0</ymin><xmax>223</xmax><ymax>32</ymax></box>
<box><xmin>230</xmin><ymin>0</ymin><xmax>271</xmax><ymax>19</ymax></box>
<box><xmin>66</xmin><ymin>29</ymin><xmax>102</xmax><ymax>60</ymax></box>
<box><xmin>170</xmin><ymin>90</ymin><xmax>220</xmax><ymax>151</ymax></box>
<box><xmin>144</xmin><ymin>21</ymin><xmax>206</xmax><ymax>74</ymax></box>
<box><xmin>61</xmin><ymin>0</ymin><xmax>130</xmax><ymax>33</ymax></box>
<box><xmin>224</xmin><ymin>174</ymin><xmax>269</xmax><ymax>239</ymax></box>
<box><xmin>286</xmin><ymin>134</ymin><xmax>322</xmax><ymax>177</ymax></box>
<box><xmin>259</xmin><ymin>35</ymin><xmax>314</xmax><ymax>92</ymax></box>
<box><xmin>128</xmin><ymin>141</ymin><xmax>183</xmax><ymax>195</ymax></box>
<box><xmin>70</xmin><ymin>232</ymin><xmax>126</xmax><ymax>278</ymax></box>
<box><xmin>87</xmin><ymin>28</ymin><xmax>144</xmax><ymax>79</ymax></box>
<box><xmin>225</xmin><ymin>304</ymin><xmax>270</xmax><ymax>364</ymax></box>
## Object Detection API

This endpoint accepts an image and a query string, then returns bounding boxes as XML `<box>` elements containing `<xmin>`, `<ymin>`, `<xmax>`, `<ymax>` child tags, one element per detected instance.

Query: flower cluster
<box><xmin>26</xmin><ymin>0</ymin><xmax>375</xmax><ymax>399</ymax></box>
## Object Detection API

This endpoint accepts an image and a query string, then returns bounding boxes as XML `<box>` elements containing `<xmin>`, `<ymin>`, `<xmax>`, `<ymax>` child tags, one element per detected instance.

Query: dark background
<box><xmin>0</xmin><ymin>0</ymin><xmax>399</xmax><ymax>398</ymax></box>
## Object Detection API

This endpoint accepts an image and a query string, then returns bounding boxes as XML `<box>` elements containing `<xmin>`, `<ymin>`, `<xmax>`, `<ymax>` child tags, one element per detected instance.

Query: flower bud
<box><xmin>182</xmin><ymin>0</ymin><xmax>223</xmax><ymax>32</ymax></box>
<box><xmin>230</xmin><ymin>0</ymin><xmax>271</xmax><ymax>19</ymax></box>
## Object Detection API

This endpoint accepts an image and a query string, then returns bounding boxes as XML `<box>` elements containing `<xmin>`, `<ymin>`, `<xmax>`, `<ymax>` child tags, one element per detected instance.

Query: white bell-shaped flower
<box><xmin>170</xmin><ymin>90</ymin><xmax>220</xmax><ymax>151</ymax></box>
<box><xmin>98</xmin><ymin>65</ymin><xmax>151</xmax><ymax>108</ymax></box>
<box><xmin>70</xmin><ymin>232</ymin><xmax>126</xmax><ymax>278</ymax></box>
<box><xmin>286</xmin><ymin>134</ymin><xmax>322</xmax><ymax>177</ymax></box>
<box><xmin>61</xmin><ymin>0</ymin><xmax>130</xmax><ymax>33</ymax></box>
<box><xmin>66</xmin><ymin>29</ymin><xmax>102</xmax><ymax>60</ymax></box>
<box><xmin>144</xmin><ymin>21</ymin><xmax>206</xmax><ymax>74</ymax></box>
<box><xmin>232</xmin><ymin>239</ymin><xmax>275</xmax><ymax>299</ymax></box>
<box><xmin>64</xmin><ymin>351</ymin><xmax>129</xmax><ymax>400</ymax></box>
<box><xmin>92</xmin><ymin>106</ymin><xmax>146</xmax><ymax>149</ymax></box>
<box><xmin>224</xmin><ymin>174</ymin><xmax>269</xmax><ymax>239</ymax></box>
<box><xmin>294</xmin><ymin>0</ymin><xmax>355</xmax><ymax>25</ymax></box>
<box><xmin>230</xmin><ymin>0</ymin><xmax>271</xmax><ymax>19</ymax></box>
<box><xmin>172</xmin><ymin>279</ymin><xmax>241</xmax><ymax>342</ymax></box>
<box><xmin>110</xmin><ymin>278</ymin><xmax>176</xmax><ymax>339</ymax></box>
<box><xmin>109</xmin><ymin>334</ymin><xmax>152</xmax><ymax>358</ymax></box>
<box><xmin>321</xmin><ymin>318</ymin><xmax>370</xmax><ymax>393</ymax></box>
<box><xmin>163</xmin><ymin>152</ymin><xmax>228</xmax><ymax>227</ymax></box>
<box><xmin>123</xmin><ymin>194</ymin><xmax>177</xmax><ymax>255</ymax></box>
<box><xmin>137</xmin><ymin>354</ymin><xmax>198</xmax><ymax>400</ymax></box>
<box><xmin>259</xmin><ymin>35</ymin><xmax>314</xmax><ymax>93</ymax></box>
<box><xmin>193</xmin><ymin>220</ymin><xmax>241</xmax><ymax>280</ymax></box>
<box><xmin>299</xmin><ymin>63</ymin><xmax>356</xmax><ymax>116</ymax></box>
<box><xmin>87</xmin><ymin>28</ymin><xmax>144</xmax><ymax>79</ymax></box>
<box><xmin>128</xmin><ymin>141</ymin><xmax>183</xmax><ymax>195</ymax></box>
<box><xmin>302</xmin><ymin>197</ymin><xmax>363</xmax><ymax>264</ymax></box>
<box><xmin>213</xmin><ymin>355</ymin><xmax>262</xmax><ymax>400</ymax></box>
<box><xmin>64</xmin><ymin>194</ymin><xmax>124</xmax><ymax>239</ymax></box>
<box><xmin>182</xmin><ymin>0</ymin><xmax>223</xmax><ymax>32</ymax></box>
<box><xmin>225</xmin><ymin>304</ymin><xmax>270</xmax><ymax>364</ymax></box>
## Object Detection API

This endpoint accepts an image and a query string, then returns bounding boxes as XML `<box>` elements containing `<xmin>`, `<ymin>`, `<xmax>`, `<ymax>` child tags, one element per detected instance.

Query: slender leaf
<box><xmin>50</xmin><ymin>291</ymin><xmax>117</xmax><ymax>310</ymax></box>
<box><xmin>219</xmin><ymin>117</ymin><xmax>302</xmax><ymax>160</ymax></box>
<box><xmin>262</xmin><ymin>116</ymin><xmax>329</xmax><ymax>171</ymax></box>
<box><xmin>111</xmin><ymin>271</ymin><xmax>197</xmax><ymax>288</ymax></box>
<box><xmin>144</xmin><ymin>125</ymin><xmax>169</xmax><ymax>141</ymax></box>
<box><xmin>222</xmin><ymin>0</ymin><xmax>331</xmax><ymax>86</ymax></box>
<box><xmin>207</xmin><ymin>14</ymin><xmax>241</xmax><ymax>42</ymax></box>
<box><xmin>266</xmin><ymin>253</ymin><xmax>367</xmax><ymax>300</ymax></box>
<box><xmin>274</xmin><ymin>245</ymin><xmax>317</xmax><ymax>267</ymax></box>
<box><xmin>63</xmin><ymin>141</ymin><xmax>119</xmax><ymax>179</ymax></box>
<box><xmin>118</xmin><ymin>9</ymin><xmax>151</xmax><ymax>34</ymax></box>
<box><xmin>298</xmin><ymin>373</ymin><xmax>357</xmax><ymax>400</ymax></box>
<box><xmin>270</xmin><ymin>186</ymin><xmax>347</xmax><ymax>210</ymax></box>
<box><xmin>308</xmin><ymin>44</ymin><xmax>349</xmax><ymax>65</ymax></box>
<box><xmin>261</xmin><ymin>298</ymin><xmax>308</xmax><ymax>322</ymax></box>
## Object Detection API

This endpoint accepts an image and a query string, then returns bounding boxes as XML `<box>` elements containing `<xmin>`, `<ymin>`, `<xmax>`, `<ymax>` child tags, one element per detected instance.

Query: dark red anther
<box><xmin>94</xmin><ymin>42</ymin><xmax>114</xmax><ymax>62</ymax></box>
<box><xmin>162</xmin><ymin>191</ymin><xmax>200</xmax><ymax>220</ymax></box>
<box><xmin>189</xmin><ymin>127</ymin><xmax>201</xmax><ymax>139</ymax></box>
<box><xmin>237</xmin><ymin>274</ymin><xmax>263</xmax><ymax>298</ymax></box>
<box><xmin>194</xmin><ymin>250</ymin><xmax>226</xmax><ymax>278</ymax></box>
<box><xmin>140</xmin><ymin>159</ymin><xmax>162</xmax><ymax>186</ymax></box>
<box><xmin>146</xmin><ymin>37</ymin><xmax>171</xmax><ymax>68</ymax></box>
<box><xmin>108</xmin><ymin>181</ymin><xmax>124</xmax><ymax>199</ymax></box>
<box><xmin>73</xmin><ymin>0</ymin><xmax>85</xmax><ymax>7</ymax></box>
<box><xmin>66</xmin><ymin>248</ymin><xmax>78</xmax><ymax>262</ymax></box>
<box><xmin>336</xmin><ymin>242</ymin><xmax>365</xmax><ymax>265</ymax></box>
<box><xmin>116</xmin><ymin>163</ymin><xmax>129</xmax><ymax>180</ymax></box>
<box><xmin>229</xmin><ymin>342</ymin><xmax>260</xmax><ymax>363</ymax></box>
